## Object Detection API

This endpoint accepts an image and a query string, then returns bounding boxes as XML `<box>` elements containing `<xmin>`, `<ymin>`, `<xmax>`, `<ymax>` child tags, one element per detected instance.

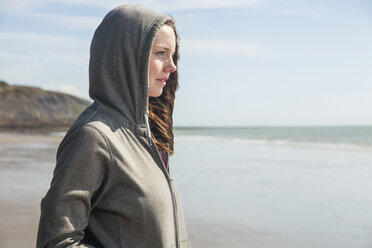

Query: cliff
<box><xmin>0</xmin><ymin>81</ymin><xmax>91</xmax><ymax>127</ymax></box>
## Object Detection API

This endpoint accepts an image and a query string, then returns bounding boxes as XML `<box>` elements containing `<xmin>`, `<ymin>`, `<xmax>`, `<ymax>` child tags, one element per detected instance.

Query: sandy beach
<box><xmin>0</xmin><ymin>132</ymin><xmax>61</xmax><ymax>248</ymax></box>
<box><xmin>0</xmin><ymin>132</ymin><xmax>253</xmax><ymax>248</ymax></box>
<box><xmin>1</xmin><ymin>128</ymin><xmax>372</xmax><ymax>248</ymax></box>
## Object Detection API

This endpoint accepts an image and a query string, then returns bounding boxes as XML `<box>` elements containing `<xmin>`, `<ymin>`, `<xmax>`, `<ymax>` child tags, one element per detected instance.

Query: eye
<box><xmin>156</xmin><ymin>51</ymin><xmax>165</xmax><ymax>56</ymax></box>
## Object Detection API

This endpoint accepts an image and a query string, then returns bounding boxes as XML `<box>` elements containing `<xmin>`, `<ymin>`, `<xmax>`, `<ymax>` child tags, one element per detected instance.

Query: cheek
<box><xmin>149</xmin><ymin>59</ymin><xmax>162</xmax><ymax>77</ymax></box>
<box><xmin>148</xmin><ymin>59</ymin><xmax>158</xmax><ymax>89</ymax></box>
<box><xmin>149</xmin><ymin>57</ymin><xmax>155</xmax><ymax>79</ymax></box>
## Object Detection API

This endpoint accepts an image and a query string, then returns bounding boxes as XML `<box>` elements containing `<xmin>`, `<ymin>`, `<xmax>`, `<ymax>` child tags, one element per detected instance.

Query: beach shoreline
<box><xmin>1</xmin><ymin>132</ymin><xmax>255</xmax><ymax>248</ymax></box>
<box><xmin>1</xmin><ymin>129</ymin><xmax>372</xmax><ymax>248</ymax></box>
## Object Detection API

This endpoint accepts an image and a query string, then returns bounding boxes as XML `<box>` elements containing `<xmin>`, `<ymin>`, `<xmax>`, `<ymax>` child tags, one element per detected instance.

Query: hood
<box><xmin>89</xmin><ymin>4</ymin><xmax>173</xmax><ymax>125</ymax></box>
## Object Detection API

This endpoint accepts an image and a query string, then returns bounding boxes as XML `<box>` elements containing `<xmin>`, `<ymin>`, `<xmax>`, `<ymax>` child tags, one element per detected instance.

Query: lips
<box><xmin>158</xmin><ymin>77</ymin><xmax>168</xmax><ymax>81</ymax></box>
<box><xmin>156</xmin><ymin>77</ymin><xmax>168</xmax><ymax>86</ymax></box>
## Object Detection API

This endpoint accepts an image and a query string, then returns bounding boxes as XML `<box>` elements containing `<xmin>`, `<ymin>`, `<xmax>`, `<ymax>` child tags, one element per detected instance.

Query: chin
<box><xmin>149</xmin><ymin>90</ymin><xmax>163</xmax><ymax>98</ymax></box>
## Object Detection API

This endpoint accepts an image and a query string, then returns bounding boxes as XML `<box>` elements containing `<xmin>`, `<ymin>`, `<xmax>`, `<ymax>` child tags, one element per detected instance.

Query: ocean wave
<box><xmin>49</xmin><ymin>130</ymin><xmax>372</xmax><ymax>151</ymax></box>
<box><xmin>175</xmin><ymin>135</ymin><xmax>372</xmax><ymax>151</ymax></box>
<box><xmin>49</xmin><ymin>131</ymin><xmax>67</xmax><ymax>137</ymax></box>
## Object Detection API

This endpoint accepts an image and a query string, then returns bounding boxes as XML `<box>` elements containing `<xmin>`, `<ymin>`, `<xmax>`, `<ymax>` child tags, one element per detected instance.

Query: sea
<box><xmin>1</xmin><ymin>126</ymin><xmax>372</xmax><ymax>248</ymax></box>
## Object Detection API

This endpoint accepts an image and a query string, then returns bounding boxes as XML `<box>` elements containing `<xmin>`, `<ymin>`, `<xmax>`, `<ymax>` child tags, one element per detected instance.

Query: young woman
<box><xmin>37</xmin><ymin>5</ymin><xmax>190</xmax><ymax>248</ymax></box>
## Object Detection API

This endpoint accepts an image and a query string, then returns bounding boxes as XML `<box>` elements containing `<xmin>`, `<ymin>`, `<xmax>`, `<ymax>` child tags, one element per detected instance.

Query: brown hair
<box><xmin>148</xmin><ymin>20</ymin><xmax>179</xmax><ymax>155</ymax></box>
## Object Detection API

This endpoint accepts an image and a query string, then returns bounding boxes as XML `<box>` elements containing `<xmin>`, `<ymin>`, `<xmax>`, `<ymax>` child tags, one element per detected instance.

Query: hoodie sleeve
<box><xmin>36</xmin><ymin>124</ymin><xmax>113</xmax><ymax>248</ymax></box>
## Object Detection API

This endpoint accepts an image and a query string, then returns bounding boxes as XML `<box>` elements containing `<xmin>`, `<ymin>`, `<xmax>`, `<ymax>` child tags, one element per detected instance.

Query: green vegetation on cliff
<box><xmin>0</xmin><ymin>80</ymin><xmax>91</xmax><ymax>127</ymax></box>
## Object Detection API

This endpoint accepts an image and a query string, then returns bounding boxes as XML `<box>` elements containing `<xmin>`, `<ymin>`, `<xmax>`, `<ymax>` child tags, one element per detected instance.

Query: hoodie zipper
<box><xmin>144</xmin><ymin>113</ymin><xmax>180</xmax><ymax>248</ymax></box>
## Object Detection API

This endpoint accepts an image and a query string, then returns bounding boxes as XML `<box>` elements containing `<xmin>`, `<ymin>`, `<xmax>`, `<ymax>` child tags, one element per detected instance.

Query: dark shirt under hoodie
<box><xmin>36</xmin><ymin>4</ymin><xmax>190</xmax><ymax>248</ymax></box>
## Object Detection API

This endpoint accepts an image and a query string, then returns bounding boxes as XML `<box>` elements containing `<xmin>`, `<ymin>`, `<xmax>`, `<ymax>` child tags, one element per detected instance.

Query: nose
<box><xmin>166</xmin><ymin>58</ymin><xmax>177</xmax><ymax>73</ymax></box>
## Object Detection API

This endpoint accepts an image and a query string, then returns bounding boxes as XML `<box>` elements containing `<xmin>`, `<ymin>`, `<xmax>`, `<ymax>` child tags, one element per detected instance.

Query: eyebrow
<box><xmin>154</xmin><ymin>44</ymin><xmax>175</xmax><ymax>52</ymax></box>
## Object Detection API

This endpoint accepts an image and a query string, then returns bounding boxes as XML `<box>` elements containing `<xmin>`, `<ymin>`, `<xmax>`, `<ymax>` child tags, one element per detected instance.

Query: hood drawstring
<box><xmin>144</xmin><ymin>113</ymin><xmax>152</xmax><ymax>139</ymax></box>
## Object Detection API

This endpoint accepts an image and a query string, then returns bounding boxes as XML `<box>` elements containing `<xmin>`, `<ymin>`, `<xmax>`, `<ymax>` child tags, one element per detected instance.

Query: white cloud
<box><xmin>271</xmin><ymin>9</ymin><xmax>328</xmax><ymax>18</ymax></box>
<box><xmin>181</xmin><ymin>38</ymin><xmax>268</xmax><ymax>57</ymax></box>
<box><xmin>49</xmin><ymin>0</ymin><xmax>137</xmax><ymax>9</ymax></box>
<box><xmin>0</xmin><ymin>51</ymin><xmax>88</xmax><ymax>66</ymax></box>
<box><xmin>0</xmin><ymin>0</ymin><xmax>266</xmax><ymax>32</ymax></box>
<box><xmin>0</xmin><ymin>32</ymin><xmax>87</xmax><ymax>48</ymax></box>
<box><xmin>46</xmin><ymin>83</ymin><xmax>85</xmax><ymax>98</ymax></box>
<box><xmin>1</xmin><ymin>0</ymin><xmax>266</xmax><ymax>13</ymax></box>
<box><xmin>48</xmin><ymin>0</ymin><xmax>266</xmax><ymax>11</ymax></box>
<box><xmin>0</xmin><ymin>52</ymin><xmax>35</xmax><ymax>62</ymax></box>
<box><xmin>26</xmin><ymin>12</ymin><xmax>102</xmax><ymax>31</ymax></box>
<box><xmin>0</xmin><ymin>32</ymin><xmax>89</xmax><ymax>66</ymax></box>
<box><xmin>0</xmin><ymin>0</ymin><xmax>45</xmax><ymax>12</ymax></box>
<box><xmin>150</xmin><ymin>0</ymin><xmax>266</xmax><ymax>12</ymax></box>
<box><xmin>0</xmin><ymin>61</ymin><xmax>45</xmax><ymax>85</ymax></box>
<box><xmin>265</xmin><ymin>1</ymin><xmax>329</xmax><ymax>19</ymax></box>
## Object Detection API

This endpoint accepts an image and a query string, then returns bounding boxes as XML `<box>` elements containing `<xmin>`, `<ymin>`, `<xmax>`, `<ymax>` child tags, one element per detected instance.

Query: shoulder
<box><xmin>62</xmin><ymin>102</ymin><xmax>146</xmax><ymax>153</ymax></box>
<box><xmin>63</xmin><ymin>103</ymin><xmax>116</xmax><ymax>145</ymax></box>
<box><xmin>57</xmin><ymin>104</ymin><xmax>116</xmax><ymax>165</ymax></box>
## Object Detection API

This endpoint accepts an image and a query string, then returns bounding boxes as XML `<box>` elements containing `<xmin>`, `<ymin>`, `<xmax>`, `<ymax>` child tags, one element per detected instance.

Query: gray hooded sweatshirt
<box><xmin>37</xmin><ymin>5</ymin><xmax>190</xmax><ymax>248</ymax></box>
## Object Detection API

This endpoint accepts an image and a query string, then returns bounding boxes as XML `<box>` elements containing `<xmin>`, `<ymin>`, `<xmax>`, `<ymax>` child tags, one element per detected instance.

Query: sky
<box><xmin>0</xmin><ymin>0</ymin><xmax>371</xmax><ymax>127</ymax></box>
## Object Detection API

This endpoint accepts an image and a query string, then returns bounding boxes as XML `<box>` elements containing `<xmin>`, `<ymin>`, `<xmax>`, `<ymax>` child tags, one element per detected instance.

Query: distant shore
<box><xmin>0</xmin><ymin>81</ymin><xmax>90</xmax><ymax>128</ymax></box>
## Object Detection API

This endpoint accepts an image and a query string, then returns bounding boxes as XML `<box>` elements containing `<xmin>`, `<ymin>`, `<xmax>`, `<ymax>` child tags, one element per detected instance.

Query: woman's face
<box><xmin>148</xmin><ymin>25</ymin><xmax>177</xmax><ymax>97</ymax></box>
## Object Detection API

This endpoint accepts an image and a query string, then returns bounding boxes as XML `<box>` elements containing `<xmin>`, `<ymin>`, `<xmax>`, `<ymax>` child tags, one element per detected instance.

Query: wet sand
<box><xmin>1</xmin><ymin>132</ymin><xmax>262</xmax><ymax>248</ymax></box>
<box><xmin>2</xmin><ymin>131</ymin><xmax>372</xmax><ymax>248</ymax></box>
<box><xmin>0</xmin><ymin>199</ymin><xmax>41</xmax><ymax>247</ymax></box>
<box><xmin>0</xmin><ymin>132</ymin><xmax>61</xmax><ymax>248</ymax></box>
